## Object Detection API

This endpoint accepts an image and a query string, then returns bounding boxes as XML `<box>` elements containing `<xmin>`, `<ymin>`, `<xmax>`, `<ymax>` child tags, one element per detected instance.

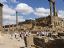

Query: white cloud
<box><xmin>34</xmin><ymin>8</ymin><xmax>50</xmax><ymax>17</ymax></box>
<box><xmin>16</xmin><ymin>3</ymin><xmax>34</xmax><ymax>14</ymax></box>
<box><xmin>11</xmin><ymin>0</ymin><xmax>19</xmax><ymax>3</ymax></box>
<box><xmin>58</xmin><ymin>10</ymin><xmax>64</xmax><ymax>18</ymax></box>
<box><xmin>3</xmin><ymin>4</ymin><xmax>16</xmax><ymax>15</ymax></box>
<box><xmin>3</xmin><ymin>4</ymin><xmax>25</xmax><ymax>25</ymax></box>
<box><xmin>0</xmin><ymin>0</ymin><xmax>7</xmax><ymax>3</ymax></box>
<box><xmin>18</xmin><ymin>16</ymin><xmax>25</xmax><ymax>22</ymax></box>
<box><xmin>34</xmin><ymin>8</ymin><xmax>64</xmax><ymax>18</ymax></box>
<box><xmin>3</xmin><ymin>15</ymin><xmax>25</xmax><ymax>25</ymax></box>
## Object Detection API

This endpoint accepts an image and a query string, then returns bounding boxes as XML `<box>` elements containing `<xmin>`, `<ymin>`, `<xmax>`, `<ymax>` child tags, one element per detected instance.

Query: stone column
<box><xmin>24</xmin><ymin>35</ymin><xmax>35</xmax><ymax>48</ymax></box>
<box><xmin>0</xmin><ymin>3</ymin><xmax>3</xmax><ymax>32</ymax></box>
<box><xmin>53</xmin><ymin>2</ymin><xmax>56</xmax><ymax>16</ymax></box>
<box><xmin>16</xmin><ymin>11</ymin><xmax>18</xmax><ymax>32</ymax></box>
<box><xmin>48</xmin><ymin>0</ymin><xmax>52</xmax><ymax>16</ymax></box>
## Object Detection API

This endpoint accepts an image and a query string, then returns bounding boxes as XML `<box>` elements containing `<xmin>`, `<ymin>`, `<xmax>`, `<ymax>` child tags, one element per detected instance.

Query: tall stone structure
<box><xmin>0</xmin><ymin>3</ymin><xmax>3</xmax><ymax>32</ymax></box>
<box><xmin>48</xmin><ymin>0</ymin><xmax>57</xmax><ymax>16</ymax></box>
<box><xmin>16</xmin><ymin>11</ymin><xmax>18</xmax><ymax>32</ymax></box>
<box><xmin>48</xmin><ymin>0</ymin><xmax>57</xmax><ymax>31</ymax></box>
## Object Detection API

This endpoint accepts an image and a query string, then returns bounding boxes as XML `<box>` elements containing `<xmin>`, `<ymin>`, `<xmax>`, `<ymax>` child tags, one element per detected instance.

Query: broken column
<box><xmin>48</xmin><ymin>0</ymin><xmax>58</xmax><ymax>16</ymax></box>
<box><xmin>0</xmin><ymin>3</ymin><xmax>3</xmax><ymax>32</ymax></box>
<box><xmin>53</xmin><ymin>0</ymin><xmax>57</xmax><ymax>16</ymax></box>
<box><xmin>16</xmin><ymin>11</ymin><xmax>18</xmax><ymax>32</ymax></box>
<box><xmin>24</xmin><ymin>35</ymin><xmax>35</xmax><ymax>48</ymax></box>
<box><xmin>48</xmin><ymin>0</ymin><xmax>53</xmax><ymax>16</ymax></box>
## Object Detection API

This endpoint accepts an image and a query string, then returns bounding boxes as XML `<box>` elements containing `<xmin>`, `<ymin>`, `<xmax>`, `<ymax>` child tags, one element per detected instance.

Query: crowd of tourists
<box><xmin>9</xmin><ymin>31</ymin><xmax>63</xmax><ymax>39</ymax></box>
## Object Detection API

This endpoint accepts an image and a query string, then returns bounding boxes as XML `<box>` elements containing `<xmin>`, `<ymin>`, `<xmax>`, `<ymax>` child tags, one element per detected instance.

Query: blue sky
<box><xmin>6</xmin><ymin>0</ymin><xmax>64</xmax><ymax>10</ymax></box>
<box><xmin>0</xmin><ymin>0</ymin><xmax>64</xmax><ymax>25</ymax></box>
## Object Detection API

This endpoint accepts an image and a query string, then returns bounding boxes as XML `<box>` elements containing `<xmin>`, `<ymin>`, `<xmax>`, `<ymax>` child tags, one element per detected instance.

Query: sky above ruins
<box><xmin>0</xmin><ymin>0</ymin><xmax>64</xmax><ymax>25</ymax></box>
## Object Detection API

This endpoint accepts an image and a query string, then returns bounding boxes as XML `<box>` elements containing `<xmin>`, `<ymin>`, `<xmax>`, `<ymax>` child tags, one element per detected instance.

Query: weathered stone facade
<box><xmin>3</xmin><ymin>15</ymin><xmax>64</xmax><ymax>32</ymax></box>
<box><xmin>34</xmin><ymin>16</ymin><xmax>64</xmax><ymax>32</ymax></box>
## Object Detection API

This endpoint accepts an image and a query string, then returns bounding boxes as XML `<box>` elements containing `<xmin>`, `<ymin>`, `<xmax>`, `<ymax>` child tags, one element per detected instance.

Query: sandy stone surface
<box><xmin>0</xmin><ymin>34</ymin><xmax>25</xmax><ymax>48</ymax></box>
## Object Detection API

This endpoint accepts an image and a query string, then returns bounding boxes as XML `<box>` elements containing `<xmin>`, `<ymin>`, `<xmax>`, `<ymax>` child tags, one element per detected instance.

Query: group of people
<box><xmin>10</xmin><ymin>31</ymin><xmax>32</xmax><ymax>40</ymax></box>
<box><xmin>36</xmin><ymin>31</ymin><xmax>51</xmax><ymax>36</ymax></box>
<box><xmin>9</xmin><ymin>31</ymin><xmax>62</xmax><ymax>40</ymax></box>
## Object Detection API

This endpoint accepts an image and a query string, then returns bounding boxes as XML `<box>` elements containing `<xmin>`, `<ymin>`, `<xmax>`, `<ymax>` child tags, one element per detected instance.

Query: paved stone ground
<box><xmin>0</xmin><ymin>34</ymin><xmax>25</xmax><ymax>48</ymax></box>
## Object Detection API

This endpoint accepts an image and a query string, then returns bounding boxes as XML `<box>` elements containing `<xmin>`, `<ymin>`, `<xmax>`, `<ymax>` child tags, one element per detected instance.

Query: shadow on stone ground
<box><xmin>34</xmin><ymin>38</ymin><xmax>64</xmax><ymax>48</ymax></box>
<box><xmin>20</xmin><ymin>47</ymin><xmax>24</xmax><ymax>48</ymax></box>
<box><xmin>46</xmin><ymin>39</ymin><xmax>64</xmax><ymax>48</ymax></box>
